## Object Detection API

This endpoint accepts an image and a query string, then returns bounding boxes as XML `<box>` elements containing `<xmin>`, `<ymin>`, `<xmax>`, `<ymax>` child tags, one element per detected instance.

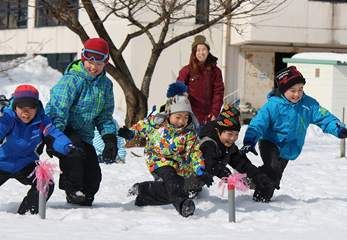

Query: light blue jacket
<box><xmin>244</xmin><ymin>89</ymin><xmax>344</xmax><ymax>160</ymax></box>
<box><xmin>93</xmin><ymin>120</ymin><xmax>127</xmax><ymax>161</ymax></box>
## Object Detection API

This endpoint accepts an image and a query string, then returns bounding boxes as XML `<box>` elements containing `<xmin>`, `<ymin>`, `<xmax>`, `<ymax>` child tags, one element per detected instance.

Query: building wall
<box><xmin>224</xmin><ymin>0</ymin><xmax>347</xmax><ymax>112</ymax></box>
<box><xmin>332</xmin><ymin>66</ymin><xmax>347</xmax><ymax>121</ymax></box>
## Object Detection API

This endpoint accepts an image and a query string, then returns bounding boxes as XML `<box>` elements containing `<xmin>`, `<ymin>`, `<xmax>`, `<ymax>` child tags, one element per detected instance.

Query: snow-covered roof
<box><xmin>283</xmin><ymin>52</ymin><xmax>347</xmax><ymax>65</ymax></box>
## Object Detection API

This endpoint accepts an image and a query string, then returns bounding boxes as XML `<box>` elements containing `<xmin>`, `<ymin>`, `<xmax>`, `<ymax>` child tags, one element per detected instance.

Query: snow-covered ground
<box><xmin>1</xmin><ymin>56</ymin><xmax>347</xmax><ymax>239</ymax></box>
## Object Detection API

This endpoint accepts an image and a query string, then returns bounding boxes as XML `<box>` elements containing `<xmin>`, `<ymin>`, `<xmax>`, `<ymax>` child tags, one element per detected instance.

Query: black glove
<box><xmin>239</xmin><ymin>137</ymin><xmax>258</xmax><ymax>155</ymax></box>
<box><xmin>102</xmin><ymin>134</ymin><xmax>118</xmax><ymax>161</ymax></box>
<box><xmin>65</xmin><ymin>144</ymin><xmax>86</xmax><ymax>158</ymax></box>
<box><xmin>253</xmin><ymin>173</ymin><xmax>280</xmax><ymax>190</ymax></box>
<box><xmin>118</xmin><ymin>126</ymin><xmax>134</xmax><ymax>140</ymax></box>
<box><xmin>211</xmin><ymin>163</ymin><xmax>231</xmax><ymax>179</ymax></box>
<box><xmin>196</xmin><ymin>168</ymin><xmax>214</xmax><ymax>188</ymax></box>
<box><xmin>0</xmin><ymin>95</ymin><xmax>10</xmax><ymax>107</ymax></box>
<box><xmin>337</xmin><ymin>123</ymin><xmax>347</xmax><ymax>138</ymax></box>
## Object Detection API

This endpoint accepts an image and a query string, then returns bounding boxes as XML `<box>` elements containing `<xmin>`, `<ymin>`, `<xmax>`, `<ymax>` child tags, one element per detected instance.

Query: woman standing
<box><xmin>177</xmin><ymin>35</ymin><xmax>224</xmax><ymax>125</ymax></box>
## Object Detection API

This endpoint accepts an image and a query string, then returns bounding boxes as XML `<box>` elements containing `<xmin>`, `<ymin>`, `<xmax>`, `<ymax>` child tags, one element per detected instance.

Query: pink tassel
<box><xmin>218</xmin><ymin>173</ymin><xmax>250</xmax><ymax>198</ymax></box>
<box><xmin>28</xmin><ymin>159</ymin><xmax>61</xmax><ymax>197</ymax></box>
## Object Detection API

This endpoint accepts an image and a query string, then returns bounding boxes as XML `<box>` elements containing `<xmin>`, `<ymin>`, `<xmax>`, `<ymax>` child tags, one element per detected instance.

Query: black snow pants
<box><xmin>0</xmin><ymin>162</ymin><xmax>54</xmax><ymax>214</ymax></box>
<box><xmin>135</xmin><ymin>166</ymin><xmax>189</xmax><ymax>213</ymax></box>
<box><xmin>59</xmin><ymin>127</ymin><xmax>101</xmax><ymax>199</ymax></box>
<box><xmin>253</xmin><ymin>139</ymin><xmax>289</xmax><ymax>202</ymax></box>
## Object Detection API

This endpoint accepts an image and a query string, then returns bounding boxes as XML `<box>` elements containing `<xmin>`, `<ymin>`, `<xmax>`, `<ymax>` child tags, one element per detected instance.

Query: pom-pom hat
<box><xmin>216</xmin><ymin>104</ymin><xmax>241</xmax><ymax>132</ymax></box>
<box><xmin>153</xmin><ymin>82</ymin><xmax>199</xmax><ymax>129</ymax></box>
<box><xmin>81</xmin><ymin>38</ymin><xmax>110</xmax><ymax>64</ymax></box>
<box><xmin>191</xmin><ymin>35</ymin><xmax>210</xmax><ymax>50</ymax></box>
<box><xmin>275</xmin><ymin>66</ymin><xmax>306</xmax><ymax>93</ymax></box>
<box><xmin>12</xmin><ymin>85</ymin><xmax>40</xmax><ymax>110</ymax></box>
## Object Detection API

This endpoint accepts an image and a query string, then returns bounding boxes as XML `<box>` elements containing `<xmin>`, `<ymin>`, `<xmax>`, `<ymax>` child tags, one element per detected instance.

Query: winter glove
<box><xmin>0</xmin><ymin>95</ymin><xmax>10</xmax><ymax>107</ymax></box>
<box><xmin>337</xmin><ymin>123</ymin><xmax>347</xmax><ymax>138</ymax></box>
<box><xmin>118</xmin><ymin>126</ymin><xmax>134</xmax><ymax>140</ymax></box>
<box><xmin>211</xmin><ymin>163</ymin><xmax>232</xmax><ymax>179</ymax></box>
<box><xmin>253</xmin><ymin>173</ymin><xmax>280</xmax><ymax>190</ymax></box>
<box><xmin>239</xmin><ymin>137</ymin><xmax>258</xmax><ymax>155</ymax></box>
<box><xmin>196</xmin><ymin>167</ymin><xmax>214</xmax><ymax>188</ymax></box>
<box><xmin>65</xmin><ymin>144</ymin><xmax>86</xmax><ymax>158</ymax></box>
<box><xmin>102</xmin><ymin>134</ymin><xmax>118</xmax><ymax>162</ymax></box>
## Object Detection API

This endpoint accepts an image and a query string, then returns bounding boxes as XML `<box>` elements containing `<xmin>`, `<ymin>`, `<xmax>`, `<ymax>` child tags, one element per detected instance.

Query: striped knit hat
<box><xmin>216</xmin><ymin>104</ymin><xmax>241</xmax><ymax>131</ymax></box>
<box><xmin>12</xmin><ymin>85</ymin><xmax>40</xmax><ymax>110</ymax></box>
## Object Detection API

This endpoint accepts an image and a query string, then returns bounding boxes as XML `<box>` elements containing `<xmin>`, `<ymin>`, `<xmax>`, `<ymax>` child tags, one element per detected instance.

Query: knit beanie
<box><xmin>216</xmin><ymin>104</ymin><xmax>241</xmax><ymax>132</ymax></box>
<box><xmin>153</xmin><ymin>82</ymin><xmax>199</xmax><ymax>129</ymax></box>
<box><xmin>191</xmin><ymin>35</ymin><xmax>210</xmax><ymax>50</ymax></box>
<box><xmin>275</xmin><ymin>66</ymin><xmax>306</xmax><ymax>93</ymax></box>
<box><xmin>81</xmin><ymin>38</ymin><xmax>110</xmax><ymax>64</ymax></box>
<box><xmin>12</xmin><ymin>85</ymin><xmax>40</xmax><ymax>110</ymax></box>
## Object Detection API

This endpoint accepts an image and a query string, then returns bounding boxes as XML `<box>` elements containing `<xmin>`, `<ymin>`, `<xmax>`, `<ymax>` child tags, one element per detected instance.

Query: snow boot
<box><xmin>128</xmin><ymin>183</ymin><xmax>140</xmax><ymax>196</ymax></box>
<box><xmin>66</xmin><ymin>190</ymin><xmax>85</xmax><ymax>204</ymax></box>
<box><xmin>179</xmin><ymin>199</ymin><xmax>195</xmax><ymax>217</ymax></box>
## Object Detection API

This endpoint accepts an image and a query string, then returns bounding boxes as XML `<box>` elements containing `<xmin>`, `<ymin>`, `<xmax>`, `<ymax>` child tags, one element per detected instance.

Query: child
<box><xmin>239</xmin><ymin>66</ymin><xmax>347</xmax><ymax>203</ymax></box>
<box><xmin>45</xmin><ymin>38</ymin><xmax>119</xmax><ymax>206</ymax></box>
<box><xmin>118</xmin><ymin>82</ymin><xmax>213</xmax><ymax>217</ymax></box>
<box><xmin>0</xmin><ymin>85</ymin><xmax>83</xmax><ymax>215</ymax></box>
<box><xmin>184</xmin><ymin>104</ymin><xmax>278</xmax><ymax>196</ymax></box>
<box><xmin>93</xmin><ymin>119</ymin><xmax>127</xmax><ymax>164</ymax></box>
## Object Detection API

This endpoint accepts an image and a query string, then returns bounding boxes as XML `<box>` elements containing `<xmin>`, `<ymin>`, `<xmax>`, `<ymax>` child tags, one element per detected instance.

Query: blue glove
<box><xmin>0</xmin><ymin>95</ymin><xmax>10</xmax><ymax>107</ymax></box>
<box><xmin>196</xmin><ymin>167</ymin><xmax>214</xmax><ymax>188</ymax></box>
<box><xmin>239</xmin><ymin>137</ymin><xmax>258</xmax><ymax>155</ymax></box>
<box><xmin>65</xmin><ymin>144</ymin><xmax>86</xmax><ymax>158</ymax></box>
<box><xmin>337</xmin><ymin>123</ymin><xmax>347</xmax><ymax>138</ymax></box>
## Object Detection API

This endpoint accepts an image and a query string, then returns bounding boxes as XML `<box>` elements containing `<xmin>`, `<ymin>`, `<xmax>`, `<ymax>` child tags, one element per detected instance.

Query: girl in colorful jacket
<box><xmin>240</xmin><ymin>66</ymin><xmax>347</xmax><ymax>203</ymax></box>
<box><xmin>0</xmin><ymin>85</ymin><xmax>82</xmax><ymax>215</ymax></box>
<box><xmin>177</xmin><ymin>35</ymin><xmax>224</xmax><ymax>125</ymax></box>
<box><xmin>118</xmin><ymin>82</ymin><xmax>213</xmax><ymax>218</ymax></box>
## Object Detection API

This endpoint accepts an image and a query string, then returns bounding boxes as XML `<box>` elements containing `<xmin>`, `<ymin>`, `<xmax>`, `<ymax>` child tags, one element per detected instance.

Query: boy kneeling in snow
<box><xmin>0</xmin><ymin>85</ymin><xmax>83</xmax><ymax>215</ymax></box>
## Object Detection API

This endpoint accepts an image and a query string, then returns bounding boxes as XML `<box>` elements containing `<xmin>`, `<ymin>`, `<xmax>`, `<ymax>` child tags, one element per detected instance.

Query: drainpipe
<box><xmin>222</xmin><ymin>3</ymin><xmax>231</xmax><ymax>105</ymax></box>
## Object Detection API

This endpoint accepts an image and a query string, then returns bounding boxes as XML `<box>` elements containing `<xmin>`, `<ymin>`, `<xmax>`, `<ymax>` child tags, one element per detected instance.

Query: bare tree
<box><xmin>38</xmin><ymin>0</ymin><xmax>287</xmax><ymax>126</ymax></box>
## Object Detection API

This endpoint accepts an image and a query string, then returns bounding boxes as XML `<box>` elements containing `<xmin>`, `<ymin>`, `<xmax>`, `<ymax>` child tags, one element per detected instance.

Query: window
<box><xmin>0</xmin><ymin>54</ymin><xmax>25</xmax><ymax>62</ymax></box>
<box><xmin>39</xmin><ymin>53</ymin><xmax>77</xmax><ymax>73</ymax></box>
<box><xmin>35</xmin><ymin>0</ymin><xmax>79</xmax><ymax>27</ymax></box>
<box><xmin>0</xmin><ymin>0</ymin><xmax>28</xmax><ymax>29</ymax></box>
<box><xmin>196</xmin><ymin>0</ymin><xmax>209</xmax><ymax>24</ymax></box>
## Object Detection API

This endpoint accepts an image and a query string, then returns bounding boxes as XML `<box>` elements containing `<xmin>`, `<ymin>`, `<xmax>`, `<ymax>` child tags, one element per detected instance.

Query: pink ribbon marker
<box><xmin>218</xmin><ymin>173</ymin><xmax>250</xmax><ymax>223</ymax></box>
<box><xmin>218</xmin><ymin>173</ymin><xmax>250</xmax><ymax>198</ymax></box>
<box><xmin>28</xmin><ymin>159</ymin><xmax>60</xmax><ymax>197</ymax></box>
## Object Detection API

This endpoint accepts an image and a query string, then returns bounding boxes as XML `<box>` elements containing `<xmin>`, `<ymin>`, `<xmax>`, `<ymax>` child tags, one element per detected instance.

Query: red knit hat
<box><xmin>12</xmin><ymin>85</ymin><xmax>40</xmax><ymax>110</ymax></box>
<box><xmin>81</xmin><ymin>38</ymin><xmax>110</xmax><ymax>64</ymax></box>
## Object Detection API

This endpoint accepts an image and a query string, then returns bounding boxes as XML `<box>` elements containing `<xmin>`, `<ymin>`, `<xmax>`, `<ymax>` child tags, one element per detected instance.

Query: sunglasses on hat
<box><xmin>82</xmin><ymin>49</ymin><xmax>108</xmax><ymax>62</ymax></box>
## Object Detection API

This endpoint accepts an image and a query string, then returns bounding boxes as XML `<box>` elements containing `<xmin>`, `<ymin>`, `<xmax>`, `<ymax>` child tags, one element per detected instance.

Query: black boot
<box><xmin>66</xmin><ymin>190</ymin><xmax>85</xmax><ymax>204</ymax></box>
<box><xmin>178</xmin><ymin>199</ymin><xmax>195</xmax><ymax>217</ymax></box>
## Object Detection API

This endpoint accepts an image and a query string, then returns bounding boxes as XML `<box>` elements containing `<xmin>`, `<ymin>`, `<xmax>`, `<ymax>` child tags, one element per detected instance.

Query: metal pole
<box><xmin>228</xmin><ymin>184</ymin><xmax>235</xmax><ymax>223</ymax></box>
<box><xmin>341</xmin><ymin>107</ymin><xmax>345</xmax><ymax>158</ymax></box>
<box><xmin>39</xmin><ymin>180</ymin><xmax>46</xmax><ymax>219</ymax></box>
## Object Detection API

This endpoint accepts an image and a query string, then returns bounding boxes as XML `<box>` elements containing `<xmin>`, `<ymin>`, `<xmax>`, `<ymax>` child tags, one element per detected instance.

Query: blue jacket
<box><xmin>244</xmin><ymin>89</ymin><xmax>344</xmax><ymax>160</ymax></box>
<box><xmin>0</xmin><ymin>101</ymin><xmax>73</xmax><ymax>174</ymax></box>
<box><xmin>45</xmin><ymin>60</ymin><xmax>117</xmax><ymax>144</ymax></box>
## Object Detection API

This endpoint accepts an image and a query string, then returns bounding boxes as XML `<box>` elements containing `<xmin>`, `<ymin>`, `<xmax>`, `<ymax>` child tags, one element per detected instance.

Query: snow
<box><xmin>292</xmin><ymin>52</ymin><xmax>347</xmax><ymax>64</ymax></box>
<box><xmin>1</xmin><ymin>56</ymin><xmax>347</xmax><ymax>239</ymax></box>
